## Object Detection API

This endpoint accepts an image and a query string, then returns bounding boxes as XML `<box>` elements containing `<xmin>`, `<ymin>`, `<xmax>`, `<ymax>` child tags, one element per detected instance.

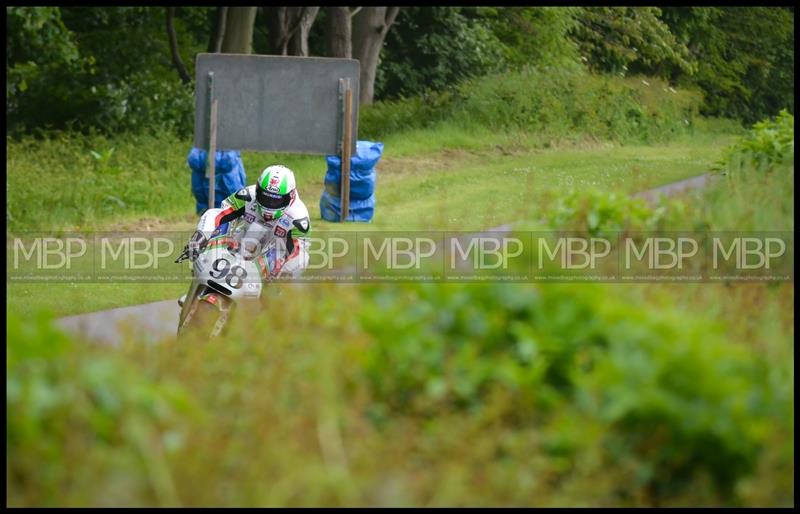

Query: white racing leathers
<box><xmin>194</xmin><ymin>185</ymin><xmax>311</xmax><ymax>280</ymax></box>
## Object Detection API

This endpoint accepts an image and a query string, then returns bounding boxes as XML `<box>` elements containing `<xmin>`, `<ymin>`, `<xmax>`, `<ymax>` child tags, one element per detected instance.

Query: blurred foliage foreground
<box><xmin>6</xmin><ymin>111</ymin><xmax>795</xmax><ymax>507</ymax></box>
<box><xmin>7</xmin><ymin>278</ymin><xmax>793</xmax><ymax>507</ymax></box>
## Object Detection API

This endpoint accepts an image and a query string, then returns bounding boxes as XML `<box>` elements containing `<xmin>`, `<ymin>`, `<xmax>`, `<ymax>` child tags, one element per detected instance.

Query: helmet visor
<box><xmin>256</xmin><ymin>186</ymin><xmax>291</xmax><ymax>210</ymax></box>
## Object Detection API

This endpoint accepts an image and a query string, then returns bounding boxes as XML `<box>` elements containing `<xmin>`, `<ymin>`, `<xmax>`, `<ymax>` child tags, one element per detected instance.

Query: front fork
<box><xmin>201</xmin><ymin>293</ymin><xmax>232</xmax><ymax>337</ymax></box>
<box><xmin>178</xmin><ymin>282</ymin><xmax>233</xmax><ymax>337</ymax></box>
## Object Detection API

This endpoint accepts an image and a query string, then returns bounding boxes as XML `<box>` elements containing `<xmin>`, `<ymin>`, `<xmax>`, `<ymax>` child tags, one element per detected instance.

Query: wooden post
<box><xmin>340</xmin><ymin>81</ymin><xmax>353</xmax><ymax>222</ymax></box>
<box><xmin>207</xmin><ymin>72</ymin><xmax>217</xmax><ymax>210</ymax></box>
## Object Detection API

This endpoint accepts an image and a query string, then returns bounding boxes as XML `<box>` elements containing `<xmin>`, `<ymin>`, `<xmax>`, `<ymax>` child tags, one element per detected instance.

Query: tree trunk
<box><xmin>221</xmin><ymin>7</ymin><xmax>257</xmax><ymax>54</ymax></box>
<box><xmin>325</xmin><ymin>6</ymin><xmax>352</xmax><ymax>58</ymax></box>
<box><xmin>266</xmin><ymin>7</ymin><xmax>291</xmax><ymax>55</ymax></box>
<box><xmin>207</xmin><ymin>6</ymin><xmax>228</xmax><ymax>53</ymax></box>
<box><xmin>352</xmin><ymin>7</ymin><xmax>400</xmax><ymax>105</ymax></box>
<box><xmin>265</xmin><ymin>7</ymin><xmax>319</xmax><ymax>56</ymax></box>
<box><xmin>288</xmin><ymin>7</ymin><xmax>319</xmax><ymax>56</ymax></box>
<box><xmin>166</xmin><ymin>7</ymin><xmax>191</xmax><ymax>84</ymax></box>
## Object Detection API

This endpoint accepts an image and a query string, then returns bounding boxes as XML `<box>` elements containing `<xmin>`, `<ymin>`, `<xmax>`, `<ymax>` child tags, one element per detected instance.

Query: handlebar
<box><xmin>175</xmin><ymin>249</ymin><xmax>190</xmax><ymax>263</ymax></box>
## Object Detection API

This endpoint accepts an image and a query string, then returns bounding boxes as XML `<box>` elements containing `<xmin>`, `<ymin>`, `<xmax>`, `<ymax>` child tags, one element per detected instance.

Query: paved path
<box><xmin>56</xmin><ymin>299</ymin><xmax>180</xmax><ymax>346</ymax></box>
<box><xmin>632</xmin><ymin>173</ymin><xmax>716</xmax><ymax>205</ymax></box>
<box><xmin>56</xmin><ymin>174</ymin><xmax>716</xmax><ymax>345</ymax></box>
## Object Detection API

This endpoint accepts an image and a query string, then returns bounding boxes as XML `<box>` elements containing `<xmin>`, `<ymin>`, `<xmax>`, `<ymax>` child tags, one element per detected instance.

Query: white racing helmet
<box><xmin>255</xmin><ymin>165</ymin><xmax>297</xmax><ymax>220</ymax></box>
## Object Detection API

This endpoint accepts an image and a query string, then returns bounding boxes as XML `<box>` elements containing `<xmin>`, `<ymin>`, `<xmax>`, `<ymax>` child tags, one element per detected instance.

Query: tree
<box><xmin>570</xmin><ymin>7</ymin><xmax>695</xmax><ymax>77</ymax></box>
<box><xmin>661</xmin><ymin>6</ymin><xmax>794</xmax><ymax>122</ymax></box>
<box><xmin>8</xmin><ymin>7</ymin><xmax>204</xmax><ymax>135</ymax></box>
<box><xmin>478</xmin><ymin>7</ymin><xmax>580</xmax><ymax>69</ymax></box>
<box><xmin>221</xmin><ymin>6</ymin><xmax>257</xmax><ymax>54</ymax></box>
<box><xmin>166</xmin><ymin>7</ymin><xmax>191</xmax><ymax>83</ymax></box>
<box><xmin>325</xmin><ymin>6</ymin><xmax>352</xmax><ymax>58</ymax></box>
<box><xmin>207</xmin><ymin>7</ymin><xmax>228</xmax><ymax>53</ymax></box>
<box><xmin>374</xmin><ymin>7</ymin><xmax>506</xmax><ymax>101</ymax></box>
<box><xmin>6</xmin><ymin>7</ymin><xmax>80</xmax><ymax>100</ymax></box>
<box><xmin>6</xmin><ymin>7</ymin><xmax>82</xmax><ymax>132</ymax></box>
<box><xmin>264</xmin><ymin>7</ymin><xmax>320</xmax><ymax>56</ymax></box>
<box><xmin>352</xmin><ymin>7</ymin><xmax>400</xmax><ymax>105</ymax></box>
<box><xmin>288</xmin><ymin>7</ymin><xmax>319</xmax><ymax>56</ymax></box>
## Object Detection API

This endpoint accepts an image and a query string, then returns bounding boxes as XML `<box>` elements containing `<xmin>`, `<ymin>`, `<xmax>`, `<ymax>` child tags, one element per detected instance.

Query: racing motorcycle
<box><xmin>174</xmin><ymin>220</ymin><xmax>276</xmax><ymax>338</ymax></box>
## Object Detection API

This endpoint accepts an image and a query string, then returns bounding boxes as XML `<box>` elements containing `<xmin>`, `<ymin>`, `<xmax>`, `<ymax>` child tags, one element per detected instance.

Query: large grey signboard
<box><xmin>194</xmin><ymin>53</ymin><xmax>359</xmax><ymax>155</ymax></box>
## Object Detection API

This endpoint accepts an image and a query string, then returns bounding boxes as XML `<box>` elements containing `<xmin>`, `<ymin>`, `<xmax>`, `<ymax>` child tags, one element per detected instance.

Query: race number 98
<box><xmin>210</xmin><ymin>258</ymin><xmax>247</xmax><ymax>289</ymax></box>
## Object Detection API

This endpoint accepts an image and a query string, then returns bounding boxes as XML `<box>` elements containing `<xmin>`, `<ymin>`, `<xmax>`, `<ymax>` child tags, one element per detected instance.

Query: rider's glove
<box><xmin>184</xmin><ymin>230</ymin><xmax>208</xmax><ymax>262</ymax></box>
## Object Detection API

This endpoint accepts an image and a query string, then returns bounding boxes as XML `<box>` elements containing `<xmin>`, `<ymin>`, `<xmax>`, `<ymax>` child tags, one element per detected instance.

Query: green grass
<box><xmin>359</xmin><ymin>132</ymin><xmax>733</xmax><ymax>231</ymax></box>
<box><xmin>6</xmin><ymin>124</ymin><xmax>737</xmax><ymax>317</ymax></box>
<box><xmin>7</xmin><ymin>124</ymin><xmax>735</xmax><ymax>234</ymax></box>
<box><xmin>6</xmin><ymin>283</ymin><xmax>187</xmax><ymax>319</ymax></box>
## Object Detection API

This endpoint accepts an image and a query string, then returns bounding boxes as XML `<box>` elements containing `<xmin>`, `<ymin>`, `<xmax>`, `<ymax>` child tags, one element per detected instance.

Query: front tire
<box><xmin>178</xmin><ymin>298</ymin><xmax>224</xmax><ymax>340</ymax></box>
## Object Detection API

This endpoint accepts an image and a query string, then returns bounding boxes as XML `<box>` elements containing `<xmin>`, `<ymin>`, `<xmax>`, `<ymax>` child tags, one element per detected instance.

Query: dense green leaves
<box><xmin>716</xmin><ymin>110</ymin><xmax>795</xmax><ymax>176</ymax></box>
<box><xmin>661</xmin><ymin>7</ymin><xmax>794</xmax><ymax>123</ymax></box>
<box><xmin>478</xmin><ymin>7</ymin><xmax>581</xmax><ymax>69</ymax></box>
<box><xmin>357</xmin><ymin>281</ymin><xmax>779</xmax><ymax>502</ymax></box>
<box><xmin>546</xmin><ymin>190</ymin><xmax>683</xmax><ymax>237</ymax></box>
<box><xmin>5</xmin><ymin>7</ymin><xmax>795</xmax><ymax>135</ymax></box>
<box><xmin>6</xmin><ymin>7</ymin><xmax>82</xmax><ymax>125</ymax></box>
<box><xmin>570</xmin><ymin>7</ymin><xmax>695</xmax><ymax>77</ymax></box>
<box><xmin>374</xmin><ymin>6</ymin><xmax>792</xmax><ymax>125</ymax></box>
<box><xmin>6</xmin><ymin>7</ymin><xmax>203</xmax><ymax>136</ymax></box>
<box><xmin>375</xmin><ymin>7</ymin><xmax>505</xmax><ymax>100</ymax></box>
<box><xmin>7</xmin><ymin>313</ymin><xmax>194</xmax><ymax>506</ymax></box>
<box><xmin>703</xmin><ymin>111</ymin><xmax>795</xmax><ymax>231</ymax></box>
<box><xmin>6</xmin><ymin>275</ymin><xmax>793</xmax><ymax>506</ymax></box>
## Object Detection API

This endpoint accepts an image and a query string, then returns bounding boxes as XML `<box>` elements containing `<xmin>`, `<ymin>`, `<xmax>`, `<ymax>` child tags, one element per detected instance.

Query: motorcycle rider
<box><xmin>181</xmin><ymin>164</ymin><xmax>311</xmax><ymax>280</ymax></box>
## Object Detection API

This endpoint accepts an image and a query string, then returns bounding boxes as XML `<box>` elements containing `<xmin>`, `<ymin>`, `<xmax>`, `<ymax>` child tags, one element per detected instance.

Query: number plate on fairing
<box><xmin>196</xmin><ymin>248</ymin><xmax>262</xmax><ymax>300</ymax></box>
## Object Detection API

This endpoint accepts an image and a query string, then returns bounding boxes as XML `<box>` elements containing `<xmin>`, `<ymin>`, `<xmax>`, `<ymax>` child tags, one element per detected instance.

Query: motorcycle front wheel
<box><xmin>178</xmin><ymin>298</ymin><xmax>226</xmax><ymax>340</ymax></box>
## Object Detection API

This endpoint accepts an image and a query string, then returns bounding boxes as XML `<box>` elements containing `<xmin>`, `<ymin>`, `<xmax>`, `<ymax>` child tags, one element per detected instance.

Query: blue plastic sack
<box><xmin>319</xmin><ymin>190</ymin><xmax>375</xmax><ymax>222</ymax></box>
<box><xmin>324</xmin><ymin>169</ymin><xmax>376</xmax><ymax>200</ymax></box>
<box><xmin>187</xmin><ymin>148</ymin><xmax>247</xmax><ymax>214</ymax></box>
<box><xmin>324</xmin><ymin>140</ymin><xmax>383</xmax><ymax>201</ymax></box>
<box><xmin>326</xmin><ymin>140</ymin><xmax>384</xmax><ymax>171</ymax></box>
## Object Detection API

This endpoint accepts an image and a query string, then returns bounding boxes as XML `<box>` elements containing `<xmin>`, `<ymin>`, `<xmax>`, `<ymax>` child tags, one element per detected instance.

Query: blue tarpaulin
<box><xmin>320</xmin><ymin>140</ymin><xmax>383</xmax><ymax>222</ymax></box>
<box><xmin>319</xmin><ymin>191</ymin><xmax>376</xmax><ymax>223</ymax></box>
<box><xmin>188</xmin><ymin>148</ymin><xmax>247</xmax><ymax>214</ymax></box>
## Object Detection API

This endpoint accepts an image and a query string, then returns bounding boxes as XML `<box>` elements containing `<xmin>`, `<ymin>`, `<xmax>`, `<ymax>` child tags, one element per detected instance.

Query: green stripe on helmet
<box><xmin>259</xmin><ymin>171</ymin><xmax>271</xmax><ymax>190</ymax></box>
<box><xmin>279</xmin><ymin>173</ymin><xmax>288</xmax><ymax>195</ymax></box>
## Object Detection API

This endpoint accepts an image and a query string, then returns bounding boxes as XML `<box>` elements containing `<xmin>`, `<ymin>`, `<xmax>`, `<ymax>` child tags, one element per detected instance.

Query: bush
<box><xmin>360</xmin><ymin>90</ymin><xmax>456</xmax><ymax>137</ymax></box>
<box><xmin>357</xmin><ymin>282</ymin><xmax>776</xmax><ymax>502</ymax></box>
<box><xmin>6</xmin><ymin>313</ymin><xmax>194</xmax><ymax>506</ymax></box>
<box><xmin>714</xmin><ymin>110</ymin><xmax>794</xmax><ymax>176</ymax></box>
<box><xmin>7</xmin><ymin>7</ymin><xmax>200</xmax><ymax>137</ymax></box>
<box><xmin>688</xmin><ymin>110</ymin><xmax>795</xmax><ymax>231</ymax></box>
<box><xmin>5</xmin><ymin>281</ymin><xmax>790</xmax><ymax>506</ymax></box>
<box><xmin>545</xmin><ymin>189</ymin><xmax>688</xmax><ymax>237</ymax></box>
<box><xmin>8</xmin><ymin>66</ymin><xmax>194</xmax><ymax>138</ymax></box>
<box><xmin>361</xmin><ymin>67</ymin><xmax>702</xmax><ymax>145</ymax></box>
